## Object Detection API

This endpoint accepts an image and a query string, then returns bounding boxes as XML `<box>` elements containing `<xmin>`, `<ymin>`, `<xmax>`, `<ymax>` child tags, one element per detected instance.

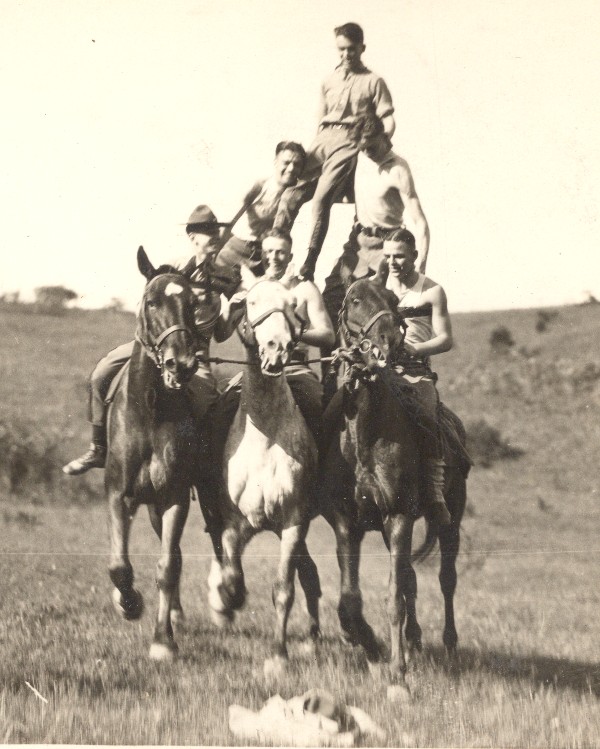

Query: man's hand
<box><xmin>403</xmin><ymin>341</ymin><xmax>419</xmax><ymax>357</ymax></box>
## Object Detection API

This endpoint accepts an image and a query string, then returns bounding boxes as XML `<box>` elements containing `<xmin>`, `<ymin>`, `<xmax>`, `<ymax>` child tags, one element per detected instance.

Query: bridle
<box><xmin>136</xmin><ymin>277</ymin><xmax>197</xmax><ymax>371</ymax></box>
<box><xmin>237</xmin><ymin>279</ymin><xmax>304</xmax><ymax>351</ymax></box>
<box><xmin>338</xmin><ymin>280</ymin><xmax>407</xmax><ymax>367</ymax></box>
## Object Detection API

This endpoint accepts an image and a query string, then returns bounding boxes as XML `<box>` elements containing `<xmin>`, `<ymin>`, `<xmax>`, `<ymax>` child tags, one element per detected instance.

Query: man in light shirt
<box><xmin>274</xmin><ymin>22</ymin><xmax>395</xmax><ymax>281</ymax></box>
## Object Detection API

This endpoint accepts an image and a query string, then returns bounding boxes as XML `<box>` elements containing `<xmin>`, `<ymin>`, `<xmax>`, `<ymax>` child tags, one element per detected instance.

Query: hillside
<box><xmin>0</xmin><ymin>300</ymin><xmax>598</xmax><ymax>506</ymax></box>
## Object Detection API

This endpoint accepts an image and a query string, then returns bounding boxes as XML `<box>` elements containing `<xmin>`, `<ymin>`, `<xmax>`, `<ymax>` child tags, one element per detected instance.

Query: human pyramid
<box><xmin>63</xmin><ymin>22</ymin><xmax>453</xmax><ymax>528</ymax></box>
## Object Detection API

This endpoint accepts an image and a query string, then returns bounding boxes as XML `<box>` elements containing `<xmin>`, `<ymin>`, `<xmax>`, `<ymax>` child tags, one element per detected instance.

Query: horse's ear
<box><xmin>373</xmin><ymin>257</ymin><xmax>389</xmax><ymax>286</ymax></box>
<box><xmin>137</xmin><ymin>246</ymin><xmax>156</xmax><ymax>281</ymax></box>
<box><xmin>180</xmin><ymin>255</ymin><xmax>198</xmax><ymax>279</ymax></box>
<box><xmin>239</xmin><ymin>262</ymin><xmax>259</xmax><ymax>290</ymax></box>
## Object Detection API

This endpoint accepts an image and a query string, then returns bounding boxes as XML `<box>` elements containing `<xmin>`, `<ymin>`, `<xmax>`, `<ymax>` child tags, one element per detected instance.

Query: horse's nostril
<box><xmin>164</xmin><ymin>357</ymin><xmax>177</xmax><ymax>372</ymax></box>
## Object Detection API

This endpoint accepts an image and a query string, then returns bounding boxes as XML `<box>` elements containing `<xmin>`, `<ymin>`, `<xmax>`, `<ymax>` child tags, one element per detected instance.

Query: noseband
<box><xmin>339</xmin><ymin>282</ymin><xmax>406</xmax><ymax>366</ymax></box>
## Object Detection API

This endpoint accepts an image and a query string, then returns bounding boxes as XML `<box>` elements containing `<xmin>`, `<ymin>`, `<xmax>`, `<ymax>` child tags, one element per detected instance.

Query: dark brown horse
<box><xmin>105</xmin><ymin>247</ymin><xmax>204</xmax><ymax>660</ymax></box>
<box><xmin>319</xmin><ymin>275</ymin><xmax>468</xmax><ymax>701</ymax></box>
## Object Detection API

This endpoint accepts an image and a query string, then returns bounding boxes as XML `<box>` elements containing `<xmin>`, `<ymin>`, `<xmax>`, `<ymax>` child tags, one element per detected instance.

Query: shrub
<box><xmin>465</xmin><ymin>418</ymin><xmax>524</xmax><ymax>468</ymax></box>
<box><xmin>535</xmin><ymin>309</ymin><xmax>559</xmax><ymax>333</ymax></box>
<box><xmin>34</xmin><ymin>285</ymin><xmax>78</xmax><ymax>315</ymax></box>
<box><xmin>489</xmin><ymin>326</ymin><xmax>514</xmax><ymax>354</ymax></box>
<box><xmin>0</xmin><ymin>418</ymin><xmax>101</xmax><ymax>503</ymax></box>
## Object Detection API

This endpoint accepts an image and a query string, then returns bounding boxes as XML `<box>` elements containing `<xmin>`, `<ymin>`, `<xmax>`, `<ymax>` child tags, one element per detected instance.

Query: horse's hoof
<box><xmin>170</xmin><ymin>608</ymin><xmax>185</xmax><ymax>628</ymax></box>
<box><xmin>210</xmin><ymin>607</ymin><xmax>235</xmax><ymax>628</ymax></box>
<box><xmin>112</xmin><ymin>588</ymin><xmax>144</xmax><ymax>621</ymax></box>
<box><xmin>149</xmin><ymin>642</ymin><xmax>178</xmax><ymax>662</ymax></box>
<box><xmin>387</xmin><ymin>683</ymin><xmax>412</xmax><ymax>703</ymax></box>
<box><xmin>263</xmin><ymin>655</ymin><xmax>287</xmax><ymax>681</ymax></box>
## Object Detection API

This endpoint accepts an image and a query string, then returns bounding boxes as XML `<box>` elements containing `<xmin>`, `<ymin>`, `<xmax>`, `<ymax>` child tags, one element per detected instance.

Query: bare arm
<box><xmin>213</xmin><ymin>292</ymin><xmax>246</xmax><ymax>343</ymax></box>
<box><xmin>295</xmin><ymin>281</ymin><xmax>335</xmax><ymax>348</ymax></box>
<box><xmin>217</xmin><ymin>181</ymin><xmax>263</xmax><ymax>250</ymax></box>
<box><xmin>404</xmin><ymin>285</ymin><xmax>453</xmax><ymax>358</ymax></box>
<box><xmin>393</xmin><ymin>162</ymin><xmax>430</xmax><ymax>273</ymax></box>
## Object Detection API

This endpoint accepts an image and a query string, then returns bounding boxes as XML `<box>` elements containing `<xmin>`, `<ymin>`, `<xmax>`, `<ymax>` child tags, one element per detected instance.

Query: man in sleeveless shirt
<box><xmin>320</xmin><ymin>112</ymin><xmax>430</xmax><ymax>399</ymax></box>
<box><xmin>382</xmin><ymin>228</ymin><xmax>452</xmax><ymax>526</ymax></box>
<box><xmin>62</xmin><ymin>205</ymin><xmax>239</xmax><ymax>475</ymax></box>
<box><xmin>273</xmin><ymin>23</ymin><xmax>395</xmax><ymax>281</ymax></box>
<box><xmin>215</xmin><ymin>228</ymin><xmax>335</xmax><ymax>446</ymax></box>
<box><xmin>213</xmin><ymin>141</ymin><xmax>306</xmax><ymax>297</ymax></box>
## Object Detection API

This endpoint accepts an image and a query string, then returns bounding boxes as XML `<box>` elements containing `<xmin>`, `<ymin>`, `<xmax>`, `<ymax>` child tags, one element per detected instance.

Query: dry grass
<box><xmin>0</xmin><ymin>301</ymin><xmax>598</xmax><ymax>746</ymax></box>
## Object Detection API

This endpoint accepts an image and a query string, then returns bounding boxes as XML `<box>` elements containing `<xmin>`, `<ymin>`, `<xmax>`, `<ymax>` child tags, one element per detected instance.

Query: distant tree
<box><xmin>0</xmin><ymin>290</ymin><xmax>20</xmax><ymax>304</ymax></box>
<box><xmin>535</xmin><ymin>309</ymin><xmax>558</xmax><ymax>333</ymax></box>
<box><xmin>106</xmin><ymin>297</ymin><xmax>125</xmax><ymax>312</ymax></box>
<box><xmin>489</xmin><ymin>325</ymin><xmax>514</xmax><ymax>354</ymax></box>
<box><xmin>34</xmin><ymin>285</ymin><xmax>78</xmax><ymax>314</ymax></box>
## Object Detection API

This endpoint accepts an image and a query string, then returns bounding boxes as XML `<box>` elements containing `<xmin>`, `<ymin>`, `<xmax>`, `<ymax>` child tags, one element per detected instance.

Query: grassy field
<box><xmin>0</xmin><ymin>301</ymin><xmax>599</xmax><ymax>747</ymax></box>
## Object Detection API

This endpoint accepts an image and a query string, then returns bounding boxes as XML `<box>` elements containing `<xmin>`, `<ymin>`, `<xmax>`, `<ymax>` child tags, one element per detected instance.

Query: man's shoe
<box><xmin>62</xmin><ymin>443</ymin><xmax>106</xmax><ymax>475</ymax></box>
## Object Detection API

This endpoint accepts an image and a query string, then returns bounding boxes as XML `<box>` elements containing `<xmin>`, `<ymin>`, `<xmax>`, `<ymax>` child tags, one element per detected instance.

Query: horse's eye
<box><xmin>147</xmin><ymin>299</ymin><xmax>158</xmax><ymax>309</ymax></box>
<box><xmin>351</xmin><ymin>298</ymin><xmax>360</xmax><ymax>305</ymax></box>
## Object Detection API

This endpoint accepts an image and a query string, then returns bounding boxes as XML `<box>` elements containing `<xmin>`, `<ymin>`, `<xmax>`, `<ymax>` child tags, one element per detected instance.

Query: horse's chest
<box><xmin>225</xmin><ymin>426</ymin><xmax>306</xmax><ymax>528</ymax></box>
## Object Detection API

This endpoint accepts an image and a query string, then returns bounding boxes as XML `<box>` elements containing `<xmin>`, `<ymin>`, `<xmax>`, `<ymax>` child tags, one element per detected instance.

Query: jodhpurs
<box><xmin>274</xmin><ymin>127</ymin><xmax>357</xmax><ymax>256</ymax></box>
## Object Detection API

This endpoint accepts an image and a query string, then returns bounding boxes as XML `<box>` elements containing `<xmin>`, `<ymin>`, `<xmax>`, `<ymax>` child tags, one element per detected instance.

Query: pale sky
<box><xmin>1</xmin><ymin>0</ymin><xmax>599</xmax><ymax>312</ymax></box>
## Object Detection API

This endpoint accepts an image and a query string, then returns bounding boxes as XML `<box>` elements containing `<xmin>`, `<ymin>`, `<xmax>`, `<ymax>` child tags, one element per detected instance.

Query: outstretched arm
<box><xmin>296</xmin><ymin>282</ymin><xmax>335</xmax><ymax>348</ymax></box>
<box><xmin>393</xmin><ymin>162</ymin><xmax>430</xmax><ymax>273</ymax></box>
<box><xmin>213</xmin><ymin>291</ymin><xmax>246</xmax><ymax>343</ymax></box>
<box><xmin>217</xmin><ymin>181</ymin><xmax>263</xmax><ymax>251</ymax></box>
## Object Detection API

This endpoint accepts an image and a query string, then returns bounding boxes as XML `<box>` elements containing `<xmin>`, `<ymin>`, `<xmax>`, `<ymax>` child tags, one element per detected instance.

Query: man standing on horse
<box><xmin>273</xmin><ymin>22</ymin><xmax>395</xmax><ymax>281</ymax></box>
<box><xmin>63</xmin><ymin>205</ymin><xmax>237</xmax><ymax>475</ymax></box>
<box><xmin>382</xmin><ymin>228</ymin><xmax>452</xmax><ymax>526</ymax></box>
<box><xmin>213</xmin><ymin>142</ymin><xmax>306</xmax><ymax>296</ymax></box>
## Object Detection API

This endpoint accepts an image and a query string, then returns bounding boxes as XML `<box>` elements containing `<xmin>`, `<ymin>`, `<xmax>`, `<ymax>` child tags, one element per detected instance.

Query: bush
<box><xmin>0</xmin><ymin>418</ymin><xmax>101</xmax><ymax>503</ymax></box>
<box><xmin>536</xmin><ymin>309</ymin><xmax>559</xmax><ymax>333</ymax></box>
<box><xmin>34</xmin><ymin>285</ymin><xmax>78</xmax><ymax>315</ymax></box>
<box><xmin>466</xmin><ymin>418</ymin><xmax>524</xmax><ymax>468</ymax></box>
<box><xmin>489</xmin><ymin>325</ymin><xmax>514</xmax><ymax>354</ymax></box>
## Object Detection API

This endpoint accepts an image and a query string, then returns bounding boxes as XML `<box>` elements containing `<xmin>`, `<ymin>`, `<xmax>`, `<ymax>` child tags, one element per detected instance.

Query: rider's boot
<box><xmin>63</xmin><ymin>425</ymin><xmax>107</xmax><ymax>475</ymax></box>
<box><xmin>423</xmin><ymin>458</ymin><xmax>451</xmax><ymax>526</ymax></box>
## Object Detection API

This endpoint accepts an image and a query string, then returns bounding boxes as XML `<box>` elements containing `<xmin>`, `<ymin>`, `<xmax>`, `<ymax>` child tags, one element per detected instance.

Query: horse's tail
<box><xmin>411</xmin><ymin>518</ymin><xmax>438</xmax><ymax>563</ymax></box>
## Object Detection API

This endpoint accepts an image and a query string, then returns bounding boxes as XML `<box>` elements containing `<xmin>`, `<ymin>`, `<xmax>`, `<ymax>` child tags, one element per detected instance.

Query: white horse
<box><xmin>207</xmin><ymin>265</ymin><xmax>321</xmax><ymax>677</ymax></box>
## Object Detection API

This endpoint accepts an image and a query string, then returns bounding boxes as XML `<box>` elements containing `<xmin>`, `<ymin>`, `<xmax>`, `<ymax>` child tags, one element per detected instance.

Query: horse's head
<box><xmin>238</xmin><ymin>264</ymin><xmax>301</xmax><ymax>377</ymax></box>
<box><xmin>136</xmin><ymin>246</ymin><xmax>199</xmax><ymax>389</ymax></box>
<box><xmin>340</xmin><ymin>274</ymin><xmax>406</xmax><ymax>374</ymax></box>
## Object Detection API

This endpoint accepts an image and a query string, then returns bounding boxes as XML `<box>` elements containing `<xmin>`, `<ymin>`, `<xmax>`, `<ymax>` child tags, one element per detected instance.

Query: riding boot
<box><xmin>62</xmin><ymin>424</ymin><xmax>107</xmax><ymax>475</ymax></box>
<box><xmin>423</xmin><ymin>458</ymin><xmax>451</xmax><ymax>526</ymax></box>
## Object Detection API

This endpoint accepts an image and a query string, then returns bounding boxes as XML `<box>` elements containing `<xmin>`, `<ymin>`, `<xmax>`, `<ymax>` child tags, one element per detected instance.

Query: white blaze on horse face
<box><xmin>165</xmin><ymin>282</ymin><xmax>184</xmax><ymax>296</ymax></box>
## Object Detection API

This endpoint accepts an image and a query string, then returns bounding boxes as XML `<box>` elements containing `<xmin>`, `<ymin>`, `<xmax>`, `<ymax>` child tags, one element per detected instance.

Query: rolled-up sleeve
<box><xmin>373</xmin><ymin>76</ymin><xmax>394</xmax><ymax>120</ymax></box>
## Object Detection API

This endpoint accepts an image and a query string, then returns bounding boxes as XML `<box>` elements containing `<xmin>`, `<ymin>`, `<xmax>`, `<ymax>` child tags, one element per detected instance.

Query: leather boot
<box><xmin>423</xmin><ymin>458</ymin><xmax>451</xmax><ymax>526</ymax></box>
<box><xmin>63</xmin><ymin>425</ymin><xmax>106</xmax><ymax>475</ymax></box>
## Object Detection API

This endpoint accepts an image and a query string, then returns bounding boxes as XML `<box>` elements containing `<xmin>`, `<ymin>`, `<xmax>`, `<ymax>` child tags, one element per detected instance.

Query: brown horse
<box><xmin>105</xmin><ymin>247</ymin><xmax>205</xmax><ymax>661</ymax></box>
<box><xmin>319</xmin><ymin>275</ymin><xmax>468</xmax><ymax>701</ymax></box>
<box><xmin>206</xmin><ymin>265</ymin><xmax>321</xmax><ymax>678</ymax></box>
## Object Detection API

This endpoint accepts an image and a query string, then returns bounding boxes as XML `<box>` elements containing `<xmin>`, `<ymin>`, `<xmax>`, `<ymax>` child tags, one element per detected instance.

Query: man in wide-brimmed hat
<box><xmin>63</xmin><ymin>205</ymin><xmax>238</xmax><ymax>475</ymax></box>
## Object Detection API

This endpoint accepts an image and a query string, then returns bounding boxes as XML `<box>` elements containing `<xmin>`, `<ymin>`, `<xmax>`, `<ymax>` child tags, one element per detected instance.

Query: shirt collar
<box><xmin>334</xmin><ymin>61</ymin><xmax>369</xmax><ymax>75</ymax></box>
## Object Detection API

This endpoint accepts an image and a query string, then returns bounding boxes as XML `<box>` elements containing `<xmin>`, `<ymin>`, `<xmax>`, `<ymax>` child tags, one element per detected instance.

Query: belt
<box><xmin>356</xmin><ymin>222</ymin><xmax>403</xmax><ymax>240</ymax></box>
<box><xmin>321</xmin><ymin>122</ymin><xmax>353</xmax><ymax>130</ymax></box>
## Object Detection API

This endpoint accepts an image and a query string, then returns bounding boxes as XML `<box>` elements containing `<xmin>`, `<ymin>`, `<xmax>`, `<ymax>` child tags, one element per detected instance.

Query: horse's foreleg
<box><xmin>333</xmin><ymin>515</ymin><xmax>381</xmax><ymax>661</ymax></box>
<box><xmin>208</xmin><ymin>519</ymin><xmax>253</xmax><ymax>625</ymax></box>
<box><xmin>108</xmin><ymin>490</ymin><xmax>144</xmax><ymax>620</ymax></box>
<box><xmin>382</xmin><ymin>531</ymin><xmax>421</xmax><ymax>657</ymax></box>
<box><xmin>438</xmin><ymin>513</ymin><xmax>461</xmax><ymax>655</ymax></box>
<box><xmin>147</xmin><ymin>504</ymin><xmax>184</xmax><ymax>627</ymax></box>
<box><xmin>296</xmin><ymin>538</ymin><xmax>321</xmax><ymax>643</ymax></box>
<box><xmin>149</xmin><ymin>496</ymin><xmax>190</xmax><ymax>661</ymax></box>
<box><xmin>264</xmin><ymin>524</ymin><xmax>302</xmax><ymax>677</ymax></box>
<box><xmin>384</xmin><ymin>515</ymin><xmax>414</xmax><ymax>702</ymax></box>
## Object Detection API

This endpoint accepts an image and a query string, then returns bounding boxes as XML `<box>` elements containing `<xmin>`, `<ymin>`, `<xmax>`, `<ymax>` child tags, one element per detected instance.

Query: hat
<box><xmin>185</xmin><ymin>205</ymin><xmax>229</xmax><ymax>232</ymax></box>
